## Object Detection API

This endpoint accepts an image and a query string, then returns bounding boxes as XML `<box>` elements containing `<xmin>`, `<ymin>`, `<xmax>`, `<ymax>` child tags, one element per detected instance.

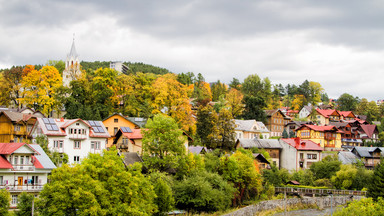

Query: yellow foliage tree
<box><xmin>225</xmin><ymin>88</ymin><xmax>244</xmax><ymax>118</ymax></box>
<box><xmin>151</xmin><ymin>74</ymin><xmax>195</xmax><ymax>133</ymax></box>
<box><xmin>291</xmin><ymin>94</ymin><xmax>306</xmax><ymax>111</ymax></box>
<box><xmin>21</xmin><ymin>66</ymin><xmax>63</xmax><ymax>116</ymax></box>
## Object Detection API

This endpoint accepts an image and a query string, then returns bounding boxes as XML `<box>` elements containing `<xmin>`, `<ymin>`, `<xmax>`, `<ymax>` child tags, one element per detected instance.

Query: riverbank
<box><xmin>221</xmin><ymin>196</ymin><xmax>363</xmax><ymax>216</ymax></box>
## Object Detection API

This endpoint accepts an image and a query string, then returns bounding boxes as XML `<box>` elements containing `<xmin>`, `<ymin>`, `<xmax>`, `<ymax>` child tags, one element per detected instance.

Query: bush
<box><xmin>313</xmin><ymin>178</ymin><xmax>332</xmax><ymax>188</ymax></box>
<box><xmin>334</xmin><ymin>197</ymin><xmax>384</xmax><ymax>216</ymax></box>
<box><xmin>16</xmin><ymin>192</ymin><xmax>34</xmax><ymax>216</ymax></box>
<box><xmin>0</xmin><ymin>189</ymin><xmax>10</xmax><ymax>216</ymax></box>
<box><xmin>173</xmin><ymin>170</ymin><xmax>235</xmax><ymax>213</ymax></box>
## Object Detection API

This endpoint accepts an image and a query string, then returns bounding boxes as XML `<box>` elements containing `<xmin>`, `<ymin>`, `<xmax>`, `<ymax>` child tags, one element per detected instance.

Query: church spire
<box><xmin>69</xmin><ymin>34</ymin><xmax>78</xmax><ymax>58</ymax></box>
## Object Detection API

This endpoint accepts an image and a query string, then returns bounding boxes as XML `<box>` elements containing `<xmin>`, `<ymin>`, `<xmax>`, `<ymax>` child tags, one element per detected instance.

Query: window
<box><xmin>53</xmin><ymin>140</ymin><xmax>63</xmax><ymax>148</ymax></box>
<box><xmin>27</xmin><ymin>124</ymin><xmax>33</xmax><ymax>132</ymax></box>
<box><xmin>300</xmin><ymin>153</ymin><xmax>304</xmax><ymax>160</ymax></box>
<box><xmin>91</xmin><ymin>141</ymin><xmax>101</xmax><ymax>150</ymax></box>
<box><xmin>76</xmin><ymin>123</ymin><xmax>80</xmax><ymax>126</ymax></box>
<box><xmin>14</xmin><ymin>156</ymin><xmax>18</xmax><ymax>164</ymax></box>
<box><xmin>0</xmin><ymin>176</ymin><xmax>3</xmax><ymax>185</ymax></box>
<box><xmin>12</xmin><ymin>195</ymin><xmax>18</xmax><ymax>205</ymax></box>
<box><xmin>114</xmin><ymin>118</ymin><xmax>118</xmax><ymax>123</ymax></box>
<box><xmin>74</xmin><ymin>141</ymin><xmax>81</xmax><ymax>149</ymax></box>
<box><xmin>20</xmin><ymin>156</ymin><xmax>24</xmax><ymax>165</ymax></box>
<box><xmin>25</xmin><ymin>156</ymin><xmax>29</xmax><ymax>164</ymax></box>
<box><xmin>74</xmin><ymin>156</ymin><xmax>80</xmax><ymax>163</ymax></box>
<box><xmin>14</xmin><ymin>125</ymin><xmax>21</xmax><ymax>132</ymax></box>
<box><xmin>114</xmin><ymin>127</ymin><xmax>118</xmax><ymax>135</ymax></box>
<box><xmin>307</xmin><ymin>154</ymin><xmax>318</xmax><ymax>159</ymax></box>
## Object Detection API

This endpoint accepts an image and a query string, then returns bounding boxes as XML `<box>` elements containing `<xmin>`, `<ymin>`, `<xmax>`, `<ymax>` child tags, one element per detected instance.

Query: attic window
<box><xmin>76</xmin><ymin>123</ymin><xmax>80</xmax><ymax>126</ymax></box>
<box><xmin>114</xmin><ymin>118</ymin><xmax>118</xmax><ymax>123</ymax></box>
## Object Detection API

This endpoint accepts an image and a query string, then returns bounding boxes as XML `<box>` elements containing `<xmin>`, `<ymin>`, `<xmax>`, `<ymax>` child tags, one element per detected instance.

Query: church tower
<box><xmin>62</xmin><ymin>37</ymin><xmax>81</xmax><ymax>87</ymax></box>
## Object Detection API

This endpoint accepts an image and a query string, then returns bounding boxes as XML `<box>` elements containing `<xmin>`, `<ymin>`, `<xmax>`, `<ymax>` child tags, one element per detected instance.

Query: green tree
<box><xmin>331</xmin><ymin>164</ymin><xmax>357</xmax><ymax>190</ymax></box>
<box><xmin>142</xmin><ymin>114</ymin><xmax>186</xmax><ymax>172</ymax></box>
<box><xmin>219</xmin><ymin>149</ymin><xmax>263</xmax><ymax>206</ymax></box>
<box><xmin>241</xmin><ymin>95</ymin><xmax>267</xmax><ymax>122</ymax></box>
<box><xmin>36</xmin><ymin>149</ymin><xmax>156</xmax><ymax>215</ymax></box>
<box><xmin>216</xmin><ymin>109</ymin><xmax>236</xmax><ymax>150</ymax></box>
<box><xmin>149</xmin><ymin>172</ymin><xmax>175</xmax><ymax>216</ymax></box>
<box><xmin>282</xmin><ymin>129</ymin><xmax>288</xmax><ymax>138</ymax></box>
<box><xmin>291</xmin><ymin>169</ymin><xmax>314</xmax><ymax>186</ymax></box>
<box><xmin>35</xmin><ymin>135</ymin><xmax>68</xmax><ymax>166</ymax></box>
<box><xmin>262</xmin><ymin>165</ymin><xmax>290</xmax><ymax>186</ymax></box>
<box><xmin>337</xmin><ymin>93</ymin><xmax>359</xmax><ymax>111</ymax></box>
<box><xmin>0</xmin><ymin>189</ymin><xmax>10</xmax><ymax>216</ymax></box>
<box><xmin>368</xmin><ymin>160</ymin><xmax>384</xmax><ymax>200</ymax></box>
<box><xmin>229</xmin><ymin>78</ymin><xmax>241</xmax><ymax>90</ymax></box>
<box><xmin>334</xmin><ymin>197</ymin><xmax>384</xmax><ymax>216</ymax></box>
<box><xmin>16</xmin><ymin>192</ymin><xmax>34</xmax><ymax>216</ymax></box>
<box><xmin>310</xmin><ymin>155</ymin><xmax>341</xmax><ymax>180</ymax></box>
<box><xmin>173</xmin><ymin>170</ymin><xmax>235</xmax><ymax>212</ymax></box>
<box><xmin>211</xmin><ymin>80</ymin><xmax>227</xmax><ymax>102</ymax></box>
<box><xmin>196</xmin><ymin>105</ymin><xmax>219</xmax><ymax>149</ymax></box>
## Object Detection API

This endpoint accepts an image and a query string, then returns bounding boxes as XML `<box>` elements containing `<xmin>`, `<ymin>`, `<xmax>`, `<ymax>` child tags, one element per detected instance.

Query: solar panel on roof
<box><xmin>95</xmin><ymin>121</ymin><xmax>101</xmax><ymax>126</ymax></box>
<box><xmin>96</xmin><ymin>126</ymin><xmax>104</xmax><ymax>133</ymax></box>
<box><xmin>121</xmin><ymin>127</ymin><xmax>132</xmax><ymax>133</ymax></box>
<box><xmin>93</xmin><ymin>127</ymin><xmax>99</xmax><ymax>133</ymax></box>
<box><xmin>48</xmin><ymin>118</ymin><xmax>55</xmax><ymax>124</ymax></box>
<box><xmin>51</xmin><ymin>125</ymin><xmax>59</xmax><ymax>131</ymax></box>
<box><xmin>88</xmin><ymin>120</ymin><xmax>95</xmax><ymax>126</ymax></box>
<box><xmin>46</xmin><ymin>124</ymin><xmax>53</xmax><ymax>131</ymax></box>
<box><xmin>43</xmin><ymin>118</ymin><xmax>50</xmax><ymax>124</ymax></box>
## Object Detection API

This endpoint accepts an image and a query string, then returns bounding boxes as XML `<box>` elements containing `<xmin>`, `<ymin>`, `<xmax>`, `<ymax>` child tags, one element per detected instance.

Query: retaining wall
<box><xmin>222</xmin><ymin>196</ymin><xmax>363</xmax><ymax>216</ymax></box>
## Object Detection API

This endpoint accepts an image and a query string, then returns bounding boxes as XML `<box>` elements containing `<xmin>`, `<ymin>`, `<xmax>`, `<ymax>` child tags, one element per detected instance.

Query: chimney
<box><xmin>294</xmin><ymin>137</ymin><xmax>300</xmax><ymax>146</ymax></box>
<box><xmin>60</xmin><ymin>117</ymin><xmax>64</xmax><ymax>122</ymax></box>
<box><xmin>301</xmin><ymin>142</ymin><xmax>306</xmax><ymax>146</ymax></box>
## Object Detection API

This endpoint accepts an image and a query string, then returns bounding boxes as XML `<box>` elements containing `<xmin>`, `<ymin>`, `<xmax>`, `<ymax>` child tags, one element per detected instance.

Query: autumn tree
<box><xmin>193</xmin><ymin>73</ymin><xmax>212</xmax><ymax>105</ymax></box>
<box><xmin>151</xmin><ymin>74</ymin><xmax>195</xmax><ymax>133</ymax></box>
<box><xmin>21</xmin><ymin>66</ymin><xmax>63</xmax><ymax>116</ymax></box>
<box><xmin>219</xmin><ymin>149</ymin><xmax>262</xmax><ymax>206</ymax></box>
<box><xmin>211</xmin><ymin>80</ymin><xmax>227</xmax><ymax>102</ymax></box>
<box><xmin>226</xmin><ymin>88</ymin><xmax>244</xmax><ymax>118</ymax></box>
<box><xmin>142</xmin><ymin>114</ymin><xmax>186</xmax><ymax>172</ymax></box>
<box><xmin>229</xmin><ymin>77</ymin><xmax>241</xmax><ymax>90</ymax></box>
<box><xmin>0</xmin><ymin>66</ymin><xmax>24</xmax><ymax>107</ymax></box>
<box><xmin>291</xmin><ymin>94</ymin><xmax>307</xmax><ymax>111</ymax></box>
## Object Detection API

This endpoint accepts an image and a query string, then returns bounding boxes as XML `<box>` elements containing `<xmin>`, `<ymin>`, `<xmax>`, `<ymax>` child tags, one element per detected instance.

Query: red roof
<box><xmin>360</xmin><ymin>124</ymin><xmax>378</xmax><ymax>138</ymax></box>
<box><xmin>0</xmin><ymin>156</ymin><xmax>13</xmax><ymax>169</ymax></box>
<box><xmin>0</xmin><ymin>143</ymin><xmax>37</xmax><ymax>154</ymax></box>
<box><xmin>316</xmin><ymin>109</ymin><xmax>340</xmax><ymax>118</ymax></box>
<box><xmin>339</xmin><ymin>111</ymin><xmax>356</xmax><ymax>118</ymax></box>
<box><xmin>282</xmin><ymin>138</ymin><xmax>323</xmax><ymax>151</ymax></box>
<box><xmin>32</xmin><ymin>155</ymin><xmax>44</xmax><ymax>169</ymax></box>
<box><xmin>301</xmin><ymin>124</ymin><xmax>339</xmax><ymax>132</ymax></box>
<box><xmin>123</xmin><ymin>129</ymin><xmax>143</xmax><ymax>139</ymax></box>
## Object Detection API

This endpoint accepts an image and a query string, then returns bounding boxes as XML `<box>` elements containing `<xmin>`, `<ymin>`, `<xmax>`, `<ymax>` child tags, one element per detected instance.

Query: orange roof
<box><xmin>316</xmin><ymin>109</ymin><xmax>340</xmax><ymax>118</ymax></box>
<box><xmin>339</xmin><ymin>111</ymin><xmax>356</xmax><ymax>118</ymax></box>
<box><xmin>123</xmin><ymin>129</ymin><xmax>144</xmax><ymax>139</ymax></box>
<box><xmin>298</xmin><ymin>124</ymin><xmax>342</xmax><ymax>133</ymax></box>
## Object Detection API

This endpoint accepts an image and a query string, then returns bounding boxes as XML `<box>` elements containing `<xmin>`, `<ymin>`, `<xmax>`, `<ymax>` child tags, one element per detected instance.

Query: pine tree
<box><xmin>368</xmin><ymin>161</ymin><xmax>384</xmax><ymax>200</ymax></box>
<box><xmin>282</xmin><ymin>129</ymin><xmax>288</xmax><ymax>138</ymax></box>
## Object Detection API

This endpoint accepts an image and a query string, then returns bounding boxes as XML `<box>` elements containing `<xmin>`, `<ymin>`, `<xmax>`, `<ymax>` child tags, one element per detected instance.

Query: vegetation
<box><xmin>15</xmin><ymin>192</ymin><xmax>34</xmax><ymax>216</ymax></box>
<box><xmin>334</xmin><ymin>197</ymin><xmax>384</xmax><ymax>216</ymax></box>
<box><xmin>0</xmin><ymin>189</ymin><xmax>10</xmax><ymax>216</ymax></box>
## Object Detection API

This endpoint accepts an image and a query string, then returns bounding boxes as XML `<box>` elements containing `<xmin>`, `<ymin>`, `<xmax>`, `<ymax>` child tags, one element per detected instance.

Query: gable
<box><xmin>13</xmin><ymin>145</ymin><xmax>35</xmax><ymax>154</ymax></box>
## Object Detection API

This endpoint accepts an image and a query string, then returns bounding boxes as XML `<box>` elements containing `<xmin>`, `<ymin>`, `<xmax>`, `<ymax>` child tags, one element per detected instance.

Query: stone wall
<box><xmin>222</xmin><ymin>196</ymin><xmax>363</xmax><ymax>216</ymax></box>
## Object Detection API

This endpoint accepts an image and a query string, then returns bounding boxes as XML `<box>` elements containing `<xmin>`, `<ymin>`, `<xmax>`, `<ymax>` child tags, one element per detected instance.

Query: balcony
<box><xmin>0</xmin><ymin>184</ymin><xmax>43</xmax><ymax>192</ymax></box>
<box><xmin>324</xmin><ymin>136</ymin><xmax>335</xmax><ymax>141</ymax></box>
<box><xmin>11</xmin><ymin>165</ymin><xmax>35</xmax><ymax>171</ymax></box>
<box><xmin>324</xmin><ymin>143</ymin><xmax>335</xmax><ymax>148</ymax></box>
<box><xmin>68</xmin><ymin>134</ymin><xmax>87</xmax><ymax>140</ymax></box>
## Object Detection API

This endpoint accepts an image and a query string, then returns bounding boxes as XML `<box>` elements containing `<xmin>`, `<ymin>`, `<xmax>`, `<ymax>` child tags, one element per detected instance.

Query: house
<box><xmin>30</xmin><ymin>118</ymin><xmax>110</xmax><ymax>165</ymax></box>
<box><xmin>188</xmin><ymin>146</ymin><xmax>208</xmax><ymax>155</ymax></box>
<box><xmin>265</xmin><ymin>109</ymin><xmax>287</xmax><ymax>137</ymax></box>
<box><xmin>234</xmin><ymin>119</ymin><xmax>270</xmax><ymax>139</ymax></box>
<box><xmin>358</xmin><ymin>124</ymin><xmax>379</xmax><ymax>143</ymax></box>
<box><xmin>236</xmin><ymin>139</ymin><xmax>282</xmax><ymax>168</ymax></box>
<box><xmin>253</xmin><ymin>153</ymin><xmax>270</xmax><ymax>170</ymax></box>
<box><xmin>280</xmin><ymin>138</ymin><xmax>323</xmax><ymax>171</ymax></box>
<box><xmin>315</xmin><ymin>109</ymin><xmax>341</xmax><ymax>125</ymax></box>
<box><xmin>102</xmin><ymin>113</ymin><xmax>142</xmax><ymax>148</ymax></box>
<box><xmin>296</xmin><ymin>124</ymin><xmax>342</xmax><ymax>150</ymax></box>
<box><xmin>339</xmin><ymin>111</ymin><xmax>357</xmax><ymax>121</ymax></box>
<box><xmin>330</xmin><ymin>122</ymin><xmax>362</xmax><ymax>148</ymax></box>
<box><xmin>113</xmin><ymin>127</ymin><xmax>143</xmax><ymax>154</ymax></box>
<box><xmin>0</xmin><ymin>111</ymin><xmax>37</xmax><ymax>143</ymax></box>
<box><xmin>338</xmin><ymin>151</ymin><xmax>360</xmax><ymax>165</ymax></box>
<box><xmin>299</xmin><ymin>105</ymin><xmax>312</xmax><ymax>119</ymax></box>
<box><xmin>351</xmin><ymin>146</ymin><xmax>383</xmax><ymax>169</ymax></box>
<box><xmin>0</xmin><ymin>143</ymin><xmax>56</xmax><ymax>207</ymax></box>
<box><xmin>284</xmin><ymin>121</ymin><xmax>312</xmax><ymax>138</ymax></box>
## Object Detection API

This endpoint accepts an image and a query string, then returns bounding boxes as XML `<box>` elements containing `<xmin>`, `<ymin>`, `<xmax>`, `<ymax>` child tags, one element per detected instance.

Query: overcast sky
<box><xmin>1</xmin><ymin>0</ymin><xmax>383</xmax><ymax>101</ymax></box>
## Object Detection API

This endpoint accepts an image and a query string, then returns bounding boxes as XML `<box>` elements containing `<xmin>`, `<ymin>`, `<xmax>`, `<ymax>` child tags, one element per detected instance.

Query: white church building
<box><xmin>62</xmin><ymin>38</ymin><xmax>81</xmax><ymax>87</ymax></box>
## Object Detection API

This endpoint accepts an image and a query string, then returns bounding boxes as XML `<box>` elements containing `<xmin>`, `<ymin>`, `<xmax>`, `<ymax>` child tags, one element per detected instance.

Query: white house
<box><xmin>0</xmin><ymin>143</ymin><xmax>56</xmax><ymax>207</ymax></box>
<box><xmin>299</xmin><ymin>105</ymin><xmax>312</xmax><ymax>119</ymax></box>
<box><xmin>30</xmin><ymin>118</ymin><xmax>110</xmax><ymax>165</ymax></box>
<box><xmin>234</xmin><ymin>120</ymin><xmax>270</xmax><ymax>140</ymax></box>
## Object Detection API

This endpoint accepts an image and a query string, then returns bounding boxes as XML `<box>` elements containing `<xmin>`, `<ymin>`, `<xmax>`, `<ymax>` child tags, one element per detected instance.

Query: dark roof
<box><xmin>338</xmin><ymin>151</ymin><xmax>360</xmax><ymax>165</ymax></box>
<box><xmin>188</xmin><ymin>146</ymin><xmax>208</xmax><ymax>154</ymax></box>
<box><xmin>121</xmin><ymin>152</ymin><xmax>143</xmax><ymax>166</ymax></box>
<box><xmin>352</xmin><ymin>146</ymin><xmax>383</xmax><ymax>158</ymax></box>
<box><xmin>253</xmin><ymin>153</ymin><xmax>270</xmax><ymax>164</ymax></box>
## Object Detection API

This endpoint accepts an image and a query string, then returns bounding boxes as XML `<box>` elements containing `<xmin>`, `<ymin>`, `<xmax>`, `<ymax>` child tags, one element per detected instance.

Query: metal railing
<box><xmin>275</xmin><ymin>187</ymin><xmax>367</xmax><ymax>196</ymax></box>
<box><xmin>0</xmin><ymin>184</ymin><xmax>43</xmax><ymax>192</ymax></box>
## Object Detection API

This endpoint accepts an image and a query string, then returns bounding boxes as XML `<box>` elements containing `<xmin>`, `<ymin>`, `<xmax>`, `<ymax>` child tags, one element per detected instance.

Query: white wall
<box><xmin>280</xmin><ymin>141</ymin><xmax>297</xmax><ymax>171</ymax></box>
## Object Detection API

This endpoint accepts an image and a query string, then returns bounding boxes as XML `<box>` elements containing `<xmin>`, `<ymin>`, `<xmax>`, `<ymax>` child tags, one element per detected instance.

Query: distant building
<box><xmin>62</xmin><ymin>38</ymin><xmax>81</xmax><ymax>87</ymax></box>
<box><xmin>110</xmin><ymin>61</ymin><xmax>129</xmax><ymax>74</ymax></box>
<box><xmin>234</xmin><ymin>119</ymin><xmax>270</xmax><ymax>139</ymax></box>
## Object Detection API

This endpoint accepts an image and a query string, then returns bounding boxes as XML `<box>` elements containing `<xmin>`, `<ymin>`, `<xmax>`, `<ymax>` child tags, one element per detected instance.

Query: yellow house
<box><xmin>315</xmin><ymin>109</ymin><xmax>341</xmax><ymax>126</ymax></box>
<box><xmin>296</xmin><ymin>124</ymin><xmax>342</xmax><ymax>150</ymax></box>
<box><xmin>102</xmin><ymin>113</ymin><xmax>142</xmax><ymax>148</ymax></box>
<box><xmin>0</xmin><ymin>111</ymin><xmax>37</xmax><ymax>143</ymax></box>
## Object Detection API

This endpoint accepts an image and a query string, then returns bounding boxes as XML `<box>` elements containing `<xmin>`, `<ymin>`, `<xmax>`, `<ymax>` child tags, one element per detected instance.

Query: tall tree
<box><xmin>142</xmin><ymin>114</ymin><xmax>186</xmax><ymax>172</ymax></box>
<box><xmin>337</xmin><ymin>93</ymin><xmax>359</xmax><ymax>111</ymax></box>
<box><xmin>151</xmin><ymin>74</ymin><xmax>195</xmax><ymax>133</ymax></box>
<box><xmin>16</xmin><ymin>192</ymin><xmax>34</xmax><ymax>216</ymax></box>
<box><xmin>368</xmin><ymin>160</ymin><xmax>384</xmax><ymax>200</ymax></box>
<box><xmin>241</xmin><ymin>95</ymin><xmax>267</xmax><ymax>122</ymax></box>
<box><xmin>0</xmin><ymin>189</ymin><xmax>10</xmax><ymax>216</ymax></box>
<box><xmin>196</xmin><ymin>105</ymin><xmax>219</xmax><ymax>149</ymax></box>
<box><xmin>1</xmin><ymin>66</ymin><xmax>24</xmax><ymax>107</ymax></box>
<box><xmin>216</xmin><ymin>109</ymin><xmax>236</xmax><ymax>150</ymax></box>
<box><xmin>225</xmin><ymin>88</ymin><xmax>244</xmax><ymax>118</ymax></box>
<box><xmin>21</xmin><ymin>66</ymin><xmax>63</xmax><ymax>116</ymax></box>
<box><xmin>229</xmin><ymin>77</ymin><xmax>241</xmax><ymax>90</ymax></box>
<box><xmin>211</xmin><ymin>80</ymin><xmax>228</xmax><ymax>102</ymax></box>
